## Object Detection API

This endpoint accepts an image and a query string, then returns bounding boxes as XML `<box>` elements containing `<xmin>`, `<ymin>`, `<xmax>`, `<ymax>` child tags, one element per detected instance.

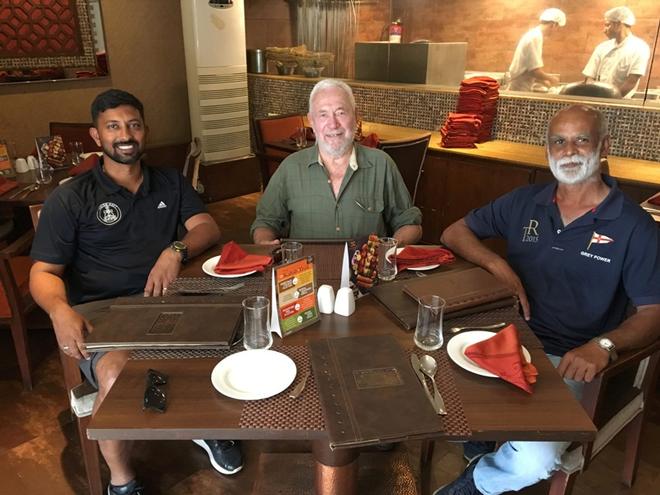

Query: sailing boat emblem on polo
<box><xmin>97</xmin><ymin>202</ymin><xmax>122</xmax><ymax>225</ymax></box>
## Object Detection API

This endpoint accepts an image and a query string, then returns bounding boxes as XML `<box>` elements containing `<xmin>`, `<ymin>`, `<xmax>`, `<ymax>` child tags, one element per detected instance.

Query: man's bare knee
<box><xmin>95</xmin><ymin>351</ymin><xmax>130</xmax><ymax>398</ymax></box>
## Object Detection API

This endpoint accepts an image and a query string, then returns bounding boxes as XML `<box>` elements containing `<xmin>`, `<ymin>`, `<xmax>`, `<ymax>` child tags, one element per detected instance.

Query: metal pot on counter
<box><xmin>246</xmin><ymin>49</ymin><xmax>266</xmax><ymax>74</ymax></box>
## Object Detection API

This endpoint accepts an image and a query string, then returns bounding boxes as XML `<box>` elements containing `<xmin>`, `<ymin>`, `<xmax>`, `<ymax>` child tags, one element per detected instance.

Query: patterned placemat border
<box><xmin>407</xmin><ymin>347</ymin><xmax>472</xmax><ymax>438</ymax></box>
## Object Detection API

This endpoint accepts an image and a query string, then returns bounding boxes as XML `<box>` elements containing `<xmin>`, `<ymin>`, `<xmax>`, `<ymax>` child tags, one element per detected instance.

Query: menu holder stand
<box><xmin>270</xmin><ymin>256</ymin><xmax>320</xmax><ymax>338</ymax></box>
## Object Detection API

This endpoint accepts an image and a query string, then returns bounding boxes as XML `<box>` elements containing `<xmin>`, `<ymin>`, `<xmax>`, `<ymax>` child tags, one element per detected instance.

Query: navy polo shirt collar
<box><xmin>93</xmin><ymin>157</ymin><xmax>152</xmax><ymax>197</ymax></box>
<box><xmin>533</xmin><ymin>174</ymin><xmax>624</xmax><ymax>221</ymax></box>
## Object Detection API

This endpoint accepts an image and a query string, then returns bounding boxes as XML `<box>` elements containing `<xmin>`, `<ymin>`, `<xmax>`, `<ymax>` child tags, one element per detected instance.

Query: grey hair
<box><xmin>546</xmin><ymin>105</ymin><xmax>609</xmax><ymax>144</ymax></box>
<box><xmin>308</xmin><ymin>79</ymin><xmax>356</xmax><ymax>113</ymax></box>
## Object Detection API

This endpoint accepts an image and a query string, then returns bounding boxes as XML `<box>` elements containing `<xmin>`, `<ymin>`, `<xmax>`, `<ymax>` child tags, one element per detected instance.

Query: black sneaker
<box><xmin>193</xmin><ymin>439</ymin><xmax>243</xmax><ymax>475</ymax></box>
<box><xmin>462</xmin><ymin>441</ymin><xmax>496</xmax><ymax>463</ymax></box>
<box><xmin>433</xmin><ymin>457</ymin><xmax>483</xmax><ymax>495</ymax></box>
<box><xmin>107</xmin><ymin>479</ymin><xmax>144</xmax><ymax>495</ymax></box>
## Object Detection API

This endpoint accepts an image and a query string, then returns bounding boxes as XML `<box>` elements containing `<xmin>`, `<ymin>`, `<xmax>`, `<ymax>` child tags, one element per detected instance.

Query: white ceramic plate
<box><xmin>447</xmin><ymin>330</ymin><xmax>531</xmax><ymax>378</ymax></box>
<box><xmin>396</xmin><ymin>247</ymin><xmax>440</xmax><ymax>271</ymax></box>
<box><xmin>202</xmin><ymin>255</ymin><xmax>258</xmax><ymax>278</ymax></box>
<box><xmin>211</xmin><ymin>350</ymin><xmax>297</xmax><ymax>400</ymax></box>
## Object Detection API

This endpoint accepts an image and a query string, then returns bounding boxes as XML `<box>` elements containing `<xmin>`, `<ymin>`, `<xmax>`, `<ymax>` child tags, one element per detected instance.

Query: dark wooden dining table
<box><xmin>87</xmin><ymin>244</ymin><xmax>596</xmax><ymax>495</ymax></box>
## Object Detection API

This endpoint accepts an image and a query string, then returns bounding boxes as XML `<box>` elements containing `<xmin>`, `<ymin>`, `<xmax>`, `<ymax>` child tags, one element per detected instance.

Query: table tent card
<box><xmin>270</xmin><ymin>256</ymin><xmax>320</xmax><ymax>338</ymax></box>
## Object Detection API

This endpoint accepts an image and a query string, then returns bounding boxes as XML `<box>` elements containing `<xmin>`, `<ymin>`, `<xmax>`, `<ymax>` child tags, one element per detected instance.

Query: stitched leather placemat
<box><xmin>406</xmin><ymin>347</ymin><xmax>472</xmax><ymax>438</ymax></box>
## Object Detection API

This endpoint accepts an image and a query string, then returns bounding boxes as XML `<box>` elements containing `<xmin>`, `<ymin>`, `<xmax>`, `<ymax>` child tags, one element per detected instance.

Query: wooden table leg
<box><xmin>313</xmin><ymin>440</ymin><xmax>359</xmax><ymax>495</ymax></box>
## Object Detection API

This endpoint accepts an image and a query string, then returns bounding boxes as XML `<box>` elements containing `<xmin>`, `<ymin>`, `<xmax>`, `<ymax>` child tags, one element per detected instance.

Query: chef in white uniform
<box><xmin>506</xmin><ymin>8</ymin><xmax>566</xmax><ymax>92</ymax></box>
<box><xmin>583</xmin><ymin>6</ymin><xmax>650</xmax><ymax>98</ymax></box>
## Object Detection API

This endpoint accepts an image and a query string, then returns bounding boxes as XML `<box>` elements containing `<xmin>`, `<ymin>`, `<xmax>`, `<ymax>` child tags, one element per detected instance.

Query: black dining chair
<box><xmin>378</xmin><ymin>134</ymin><xmax>432</xmax><ymax>204</ymax></box>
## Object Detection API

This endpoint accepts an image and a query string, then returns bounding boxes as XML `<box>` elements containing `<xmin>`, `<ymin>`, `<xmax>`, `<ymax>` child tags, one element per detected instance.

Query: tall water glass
<box><xmin>69</xmin><ymin>141</ymin><xmax>84</xmax><ymax>166</ymax></box>
<box><xmin>377</xmin><ymin>237</ymin><xmax>398</xmax><ymax>281</ymax></box>
<box><xmin>35</xmin><ymin>158</ymin><xmax>53</xmax><ymax>184</ymax></box>
<box><xmin>414</xmin><ymin>295</ymin><xmax>446</xmax><ymax>351</ymax></box>
<box><xmin>242</xmin><ymin>296</ymin><xmax>273</xmax><ymax>350</ymax></box>
<box><xmin>294</xmin><ymin>127</ymin><xmax>307</xmax><ymax>148</ymax></box>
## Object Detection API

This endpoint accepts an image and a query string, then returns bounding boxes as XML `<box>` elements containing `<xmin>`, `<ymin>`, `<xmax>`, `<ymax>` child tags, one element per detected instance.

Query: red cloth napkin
<box><xmin>0</xmin><ymin>177</ymin><xmax>19</xmax><ymax>196</ymax></box>
<box><xmin>396</xmin><ymin>246</ymin><xmax>455</xmax><ymax>270</ymax></box>
<box><xmin>648</xmin><ymin>193</ymin><xmax>660</xmax><ymax>206</ymax></box>
<box><xmin>464</xmin><ymin>324</ymin><xmax>538</xmax><ymax>393</ymax></box>
<box><xmin>69</xmin><ymin>154</ymin><xmax>99</xmax><ymax>176</ymax></box>
<box><xmin>214</xmin><ymin>241</ymin><xmax>272</xmax><ymax>275</ymax></box>
<box><xmin>359</xmin><ymin>133</ymin><xmax>380</xmax><ymax>148</ymax></box>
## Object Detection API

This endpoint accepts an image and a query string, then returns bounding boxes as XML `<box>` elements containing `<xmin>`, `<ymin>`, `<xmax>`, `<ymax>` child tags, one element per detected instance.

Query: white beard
<box><xmin>548</xmin><ymin>143</ymin><xmax>602</xmax><ymax>185</ymax></box>
<box><xmin>317</xmin><ymin>134</ymin><xmax>354</xmax><ymax>159</ymax></box>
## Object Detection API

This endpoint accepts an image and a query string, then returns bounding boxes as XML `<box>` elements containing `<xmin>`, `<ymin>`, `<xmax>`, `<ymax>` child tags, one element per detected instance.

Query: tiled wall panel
<box><xmin>249</xmin><ymin>75</ymin><xmax>660</xmax><ymax>162</ymax></box>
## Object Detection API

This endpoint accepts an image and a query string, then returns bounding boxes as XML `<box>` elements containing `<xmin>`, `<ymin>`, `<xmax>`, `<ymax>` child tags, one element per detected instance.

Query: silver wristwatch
<box><xmin>593</xmin><ymin>337</ymin><xmax>618</xmax><ymax>362</ymax></box>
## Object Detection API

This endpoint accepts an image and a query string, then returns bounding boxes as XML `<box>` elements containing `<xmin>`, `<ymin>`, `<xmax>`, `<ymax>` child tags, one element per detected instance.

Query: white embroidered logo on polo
<box><xmin>157</xmin><ymin>201</ymin><xmax>167</xmax><ymax>209</ymax></box>
<box><xmin>97</xmin><ymin>202</ymin><xmax>122</xmax><ymax>226</ymax></box>
<box><xmin>580</xmin><ymin>231</ymin><xmax>614</xmax><ymax>263</ymax></box>
<box><xmin>521</xmin><ymin>219</ymin><xmax>540</xmax><ymax>243</ymax></box>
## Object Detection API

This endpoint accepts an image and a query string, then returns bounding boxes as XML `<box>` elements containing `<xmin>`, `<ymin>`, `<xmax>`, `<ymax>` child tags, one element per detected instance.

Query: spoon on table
<box><xmin>448</xmin><ymin>322</ymin><xmax>506</xmax><ymax>334</ymax></box>
<box><xmin>420</xmin><ymin>355</ymin><xmax>446</xmax><ymax>415</ymax></box>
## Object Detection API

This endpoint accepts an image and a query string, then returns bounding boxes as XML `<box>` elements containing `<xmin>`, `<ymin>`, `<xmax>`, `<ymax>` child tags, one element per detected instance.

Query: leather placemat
<box><xmin>301</xmin><ymin>243</ymin><xmax>345</xmax><ymax>291</ymax></box>
<box><xmin>406</xmin><ymin>347</ymin><xmax>472</xmax><ymax>438</ymax></box>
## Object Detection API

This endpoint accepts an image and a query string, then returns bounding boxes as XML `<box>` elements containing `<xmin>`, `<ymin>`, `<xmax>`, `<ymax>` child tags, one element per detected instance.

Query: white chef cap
<box><xmin>540</xmin><ymin>8</ymin><xmax>566</xmax><ymax>27</ymax></box>
<box><xmin>605</xmin><ymin>6</ymin><xmax>636</xmax><ymax>26</ymax></box>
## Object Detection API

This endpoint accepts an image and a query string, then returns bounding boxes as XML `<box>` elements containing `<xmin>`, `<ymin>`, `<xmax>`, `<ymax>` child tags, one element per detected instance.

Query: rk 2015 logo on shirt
<box><xmin>521</xmin><ymin>219</ymin><xmax>540</xmax><ymax>243</ymax></box>
<box><xmin>97</xmin><ymin>202</ymin><xmax>122</xmax><ymax>226</ymax></box>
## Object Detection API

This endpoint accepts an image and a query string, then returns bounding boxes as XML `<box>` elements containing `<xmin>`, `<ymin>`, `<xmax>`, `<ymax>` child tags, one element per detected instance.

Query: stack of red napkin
<box><xmin>440</xmin><ymin>113</ymin><xmax>483</xmax><ymax>148</ymax></box>
<box><xmin>0</xmin><ymin>177</ymin><xmax>19</xmax><ymax>196</ymax></box>
<box><xmin>648</xmin><ymin>193</ymin><xmax>660</xmax><ymax>206</ymax></box>
<box><xmin>69</xmin><ymin>154</ymin><xmax>99</xmax><ymax>176</ymax></box>
<box><xmin>358</xmin><ymin>133</ymin><xmax>380</xmax><ymax>148</ymax></box>
<box><xmin>440</xmin><ymin>76</ymin><xmax>499</xmax><ymax>148</ymax></box>
<box><xmin>396</xmin><ymin>246</ymin><xmax>455</xmax><ymax>271</ymax></box>
<box><xmin>214</xmin><ymin>241</ymin><xmax>272</xmax><ymax>275</ymax></box>
<box><xmin>464</xmin><ymin>324</ymin><xmax>538</xmax><ymax>393</ymax></box>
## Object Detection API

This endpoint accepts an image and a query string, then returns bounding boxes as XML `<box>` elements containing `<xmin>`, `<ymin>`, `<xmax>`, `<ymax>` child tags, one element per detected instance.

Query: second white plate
<box><xmin>447</xmin><ymin>330</ymin><xmax>531</xmax><ymax>378</ymax></box>
<box><xmin>202</xmin><ymin>255</ymin><xmax>258</xmax><ymax>278</ymax></box>
<box><xmin>211</xmin><ymin>350</ymin><xmax>296</xmax><ymax>400</ymax></box>
<box><xmin>396</xmin><ymin>247</ymin><xmax>440</xmax><ymax>271</ymax></box>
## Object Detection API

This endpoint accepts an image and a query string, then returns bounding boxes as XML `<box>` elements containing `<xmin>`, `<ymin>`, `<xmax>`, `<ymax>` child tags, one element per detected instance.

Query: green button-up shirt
<box><xmin>250</xmin><ymin>144</ymin><xmax>422</xmax><ymax>239</ymax></box>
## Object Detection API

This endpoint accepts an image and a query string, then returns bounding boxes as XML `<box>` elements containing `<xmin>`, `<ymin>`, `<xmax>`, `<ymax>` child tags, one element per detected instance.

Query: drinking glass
<box><xmin>242</xmin><ymin>296</ymin><xmax>273</xmax><ymax>350</ymax></box>
<box><xmin>377</xmin><ymin>237</ymin><xmax>398</xmax><ymax>281</ymax></box>
<box><xmin>69</xmin><ymin>141</ymin><xmax>84</xmax><ymax>166</ymax></box>
<box><xmin>281</xmin><ymin>241</ymin><xmax>303</xmax><ymax>264</ymax></box>
<box><xmin>414</xmin><ymin>295</ymin><xmax>446</xmax><ymax>351</ymax></box>
<box><xmin>294</xmin><ymin>127</ymin><xmax>307</xmax><ymax>148</ymax></box>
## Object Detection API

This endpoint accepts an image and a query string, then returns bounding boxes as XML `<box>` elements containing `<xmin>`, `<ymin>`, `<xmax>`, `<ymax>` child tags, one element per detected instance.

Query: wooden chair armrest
<box><xmin>599</xmin><ymin>339</ymin><xmax>660</xmax><ymax>380</ymax></box>
<box><xmin>0</xmin><ymin>230</ymin><xmax>34</xmax><ymax>259</ymax></box>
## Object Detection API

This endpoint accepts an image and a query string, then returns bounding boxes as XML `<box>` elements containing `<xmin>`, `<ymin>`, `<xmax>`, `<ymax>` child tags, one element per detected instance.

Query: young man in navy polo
<box><xmin>437</xmin><ymin>105</ymin><xmax>660</xmax><ymax>495</ymax></box>
<box><xmin>30</xmin><ymin>89</ymin><xmax>241</xmax><ymax>495</ymax></box>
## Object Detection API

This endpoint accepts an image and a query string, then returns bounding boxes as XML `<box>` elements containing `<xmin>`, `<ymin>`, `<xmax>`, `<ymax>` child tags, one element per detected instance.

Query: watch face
<box><xmin>172</xmin><ymin>241</ymin><xmax>186</xmax><ymax>251</ymax></box>
<box><xmin>599</xmin><ymin>338</ymin><xmax>614</xmax><ymax>351</ymax></box>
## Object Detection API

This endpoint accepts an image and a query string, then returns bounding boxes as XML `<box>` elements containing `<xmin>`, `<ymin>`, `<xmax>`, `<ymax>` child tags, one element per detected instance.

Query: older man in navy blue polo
<box><xmin>437</xmin><ymin>104</ymin><xmax>660</xmax><ymax>495</ymax></box>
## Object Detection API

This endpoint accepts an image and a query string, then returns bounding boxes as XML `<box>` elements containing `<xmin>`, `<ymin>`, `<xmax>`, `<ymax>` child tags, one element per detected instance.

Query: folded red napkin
<box><xmin>359</xmin><ymin>133</ymin><xmax>380</xmax><ymax>148</ymax></box>
<box><xmin>0</xmin><ymin>177</ymin><xmax>19</xmax><ymax>196</ymax></box>
<box><xmin>396</xmin><ymin>246</ymin><xmax>455</xmax><ymax>270</ymax></box>
<box><xmin>214</xmin><ymin>241</ymin><xmax>272</xmax><ymax>275</ymax></box>
<box><xmin>69</xmin><ymin>154</ymin><xmax>99</xmax><ymax>176</ymax></box>
<box><xmin>648</xmin><ymin>193</ymin><xmax>660</xmax><ymax>206</ymax></box>
<box><xmin>464</xmin><ymin>324</ymin><xmax>538</xmax><ymax>393</ymax></box>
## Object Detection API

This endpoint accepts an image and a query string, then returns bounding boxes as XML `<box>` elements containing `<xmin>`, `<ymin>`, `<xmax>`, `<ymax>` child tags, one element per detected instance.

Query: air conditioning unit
<box><xmin>180</xmin><ymin>0</ymin><xmax>251</xmax><ymax>163</ymax></box>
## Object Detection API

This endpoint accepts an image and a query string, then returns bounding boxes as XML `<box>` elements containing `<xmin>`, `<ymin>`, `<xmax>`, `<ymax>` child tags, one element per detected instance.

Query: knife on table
<box><xmin>410</xmin><ymin>354</ymin><xmax>440</xmax><ymax>414</ymax></box>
